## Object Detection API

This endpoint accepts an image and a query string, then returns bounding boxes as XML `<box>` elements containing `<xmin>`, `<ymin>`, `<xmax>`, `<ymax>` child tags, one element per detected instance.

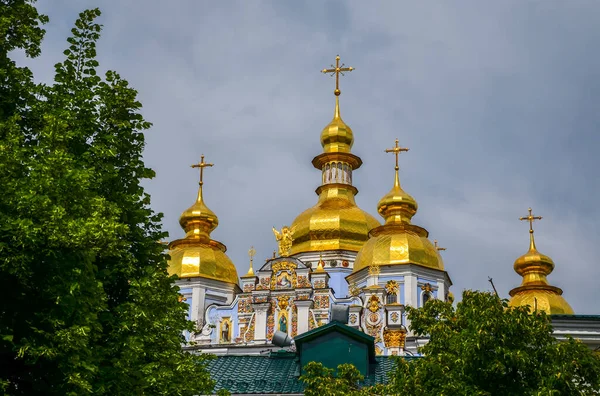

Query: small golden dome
<box><xmin>353</xmin><ymin>224</ymin><xmax>443</xmax><ymax>272</ymax></box>
<box><xmin>179</xmin><ymin>187</ymin><xmax>218</xmax><ymax>239</ymax></box>
<box><xmin>509</xmin><ymin>289</ymin><xmax>573</xmax><ymax>315</ymax></box>
<box><xmin>508</xmin><ymin>208</ymin><xmax>573</xmax><ymax>315</ymax></box>
<box><xmin>353</xmin><ymin>142</ymin><xmax>443</xmax><ymax>274</ymax></box>
<box><xmin>290</xmin><ymin>184</ymin><xmax>381</xmax><ymax>255</ymax></box>
<box><xmin>168</xmin><ymin>239</ymin><xmax>238</xmax><ymax>284</ymax></box>
<box><xmin>377</xmin><ymin>168</ymin><xmax>418</xmax><ymax>225</ymax></box>
<box><xmin>168</xmin><ymin>157</ymin><xmax>239</xmax><ymax>285</ymax></box>
<box><xmin>320</xmin><ymin>96</ymin><xmax>353</xmax><ymax>153</ymax></box>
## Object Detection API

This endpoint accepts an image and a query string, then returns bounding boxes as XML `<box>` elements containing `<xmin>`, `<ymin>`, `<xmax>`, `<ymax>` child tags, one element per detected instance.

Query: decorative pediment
<box><xmin>257</xmin><ymin>256</ymin><xmax>308</xmax><ymax>272</ymax></box>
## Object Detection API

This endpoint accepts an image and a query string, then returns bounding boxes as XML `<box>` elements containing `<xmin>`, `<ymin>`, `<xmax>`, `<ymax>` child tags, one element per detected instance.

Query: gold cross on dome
<box><xmin>434</xmin><ymin>240</ymin><xmax>446</xmax><ymax>251</ymax></box>
<box><xmin>519</xmin><ymin>207</ymin><xmax>542</xmax><ymax>234</ymax></box>
<box><xmin>321</xmin><ymin>55</ymin><xmax>354</xmax><ymax>96</ymax></box>
<box><xmin>191</xmin><ymin>154</ymin><xmax>214</xmax><ymax>186</ymax></box>
<box><xmin>385</xmin><ymin>138</ymin><xmax>409</xmax><ymax>170</ymax></box>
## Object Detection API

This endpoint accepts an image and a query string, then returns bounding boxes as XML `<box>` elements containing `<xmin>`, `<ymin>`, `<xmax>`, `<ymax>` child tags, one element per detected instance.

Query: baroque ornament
<box><xmin>368</xmin><ymin>264</ymin><xmax>381</xmax><ymax>276</ymax></box>
<box><xmin>385</xmin><ymin>280</ymin><xmax>399</xmax><ymax>294</ymax></box>
<box><xmin>383</xmin><ymin>328</ymin><xmax>407</xmax><ymax>348</ymax></box>
<box><xmin>368</xmin><ymin>295</ymin><xmax>381</xmax><ymax>313</ymax></box>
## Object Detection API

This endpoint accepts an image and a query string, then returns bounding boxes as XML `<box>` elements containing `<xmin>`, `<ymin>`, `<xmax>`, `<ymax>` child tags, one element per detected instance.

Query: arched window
<box><xmin>386</xmin><ymin>293</ymin><xmax>397</xmax><ymax>304</ymax></box>
<box><xmin>422</xmin><ymin>292</ymin><xmax>431</xmax><ymax>306</ymax></box>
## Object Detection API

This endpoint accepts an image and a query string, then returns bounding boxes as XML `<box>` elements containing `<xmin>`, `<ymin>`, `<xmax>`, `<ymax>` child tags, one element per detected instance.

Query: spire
<box><xmin>377</xmin><ymin>139</ymin><xmax>418</xmax><ymax>224</ymax></box>
<box><xmin>244</xmin><ymin>246</ymin><xmax>256</xmax><ymax>277</ymax></box>
<box><xmin>179</xmin><ymin>155</ymin><xmax>219</xmax><ymax>239</ymax></box>
<box><xmin>319</xmin><ymin>55</ymin><xmax>355</xmax><ymax>153</ymax></box>
<box><xmin>315</xmin><ymin>253</ymin><xmax>326</xmax><ymax>272</ymax></box>
<box><xmin>509</xmin><ymin>207</ymin><xmax>574</xmax><ymax>314</ymax></box>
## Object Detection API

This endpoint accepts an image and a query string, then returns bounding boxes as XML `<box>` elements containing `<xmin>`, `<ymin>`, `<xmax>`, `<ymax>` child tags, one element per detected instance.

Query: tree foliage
<box><xmin>0</xmin><ymin>2</ymin><xmax>214</xmax><ymax>395</ymax></box>
<box><xmin>390</xmin><ymin>291</ymin><xmax>600</xmax><ymax>395</ymax></box>
<box><xmin>300</xmin><ymin>361</ymin><xmax>385</xmax><ymax>396</ymax></box>
<box><xmin>301</xmin><ymin>291</ymin><xmax>600</xmax><ymax>395</ymax></box>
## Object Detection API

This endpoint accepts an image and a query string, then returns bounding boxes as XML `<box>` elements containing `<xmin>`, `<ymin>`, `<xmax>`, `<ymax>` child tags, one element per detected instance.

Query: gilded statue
<box><xmin>272</xmin><ymin>225</ymin><xmax>294</xmax><ymax>257</ymax></box>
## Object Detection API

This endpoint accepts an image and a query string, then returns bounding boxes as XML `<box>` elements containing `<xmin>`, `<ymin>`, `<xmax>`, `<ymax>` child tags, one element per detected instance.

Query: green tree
<box><xmin>0</xmin><ymin>3</ymin><xmax>214</xmax><ymax>395</ymax></box>
<box><xmin>300</xmin><ymin>361</ymin><xmax>386</xmax><ymax>396</ymax></box>
<box><xmin>390</xmin><ymin>291</ymin><xmax>600</xmax><ymax>395</ymax></box>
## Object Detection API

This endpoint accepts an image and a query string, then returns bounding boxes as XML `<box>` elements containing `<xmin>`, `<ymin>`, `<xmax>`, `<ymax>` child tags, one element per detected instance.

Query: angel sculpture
<box><xmin>272</xmin><ymin>225</ymin><xmax>294</xmax><ymax>257</ymax></box>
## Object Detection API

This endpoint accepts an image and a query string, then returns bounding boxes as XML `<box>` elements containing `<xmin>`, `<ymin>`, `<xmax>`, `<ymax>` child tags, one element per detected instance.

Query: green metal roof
<box><xmin>206</xmin><ymin>353</ymin><xmax>419</xmax><ymax>395</ymax></box>
<box><xmin>294</xmin><ymin>321</ymin><xmax>376</xmax><ymax>363</ymax></box>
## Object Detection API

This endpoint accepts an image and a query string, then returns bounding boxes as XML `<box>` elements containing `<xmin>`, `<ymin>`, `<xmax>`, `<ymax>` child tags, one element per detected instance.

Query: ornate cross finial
<box><xmin>434</xmin><ymin>240</ymin><xmax>446</xmax><ymax>251</ymax></box>
<box><xmin>191</xmin><ymin>154</ymin><xmax>214</xmax><ymax>186</ymax></box>
<box><xmin>246</xmin><ymin>246</ymin><xmax>256</xmax><ymax>276</ymax></box>
<box><xmin>519</xmin><ymin>207</ymin><xmax>542</xmax><ymax>234</ymax></box>
<box><xmin>321</xmin><ymin>55</ymin><xmax>354</xmax><ymax>96</ymax></box>
<box><xmin>385</xmin><ymin>138</ymin><xmax>409</xmax><ymax>170</ymax></box>
<box><xmin>248</xmin><ymin>246</ymin><xmax>256</xmax><ymax>264</ymax></box>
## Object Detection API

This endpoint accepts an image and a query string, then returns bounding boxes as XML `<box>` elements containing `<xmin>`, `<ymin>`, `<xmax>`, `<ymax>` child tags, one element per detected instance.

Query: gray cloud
<box><xmin>20</xmin><ymin>0</ymin><xmax>600</xmax><ymax>312</ymax></box>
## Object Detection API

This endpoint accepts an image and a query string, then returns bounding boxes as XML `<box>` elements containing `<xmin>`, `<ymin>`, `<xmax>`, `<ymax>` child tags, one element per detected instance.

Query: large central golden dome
<box><xmin>290</xmin><ymin>184</ymin><xmax>380</xmax><ymax>254</ymax></box>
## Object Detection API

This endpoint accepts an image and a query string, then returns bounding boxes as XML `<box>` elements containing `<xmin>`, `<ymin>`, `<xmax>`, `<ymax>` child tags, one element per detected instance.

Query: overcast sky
<box><xmin>22</xmin><ymin>1</ymin><xmax>600</xmax><ymax>313</ymax></box>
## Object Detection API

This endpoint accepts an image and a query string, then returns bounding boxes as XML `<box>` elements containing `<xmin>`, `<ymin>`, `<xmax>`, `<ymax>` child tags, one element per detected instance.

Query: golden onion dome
<box><xmin>353</xmin><ymin>142</ymin><xmax>444</xmax><ymax>274</ymax></box>
<box><xmin>290</xmin><ymin>184</ymin><xmax>381</xmax><ymax>255</ymax></box>
<box><xmin>320</xmin><ymin>96</ymin><xmax>353</xmax><ymax>153</ymax></box>
<box><xmin>377</xmin><ymin>167</ymin><xmax>418</xmax><ymax>225</ymax></box>
<box><xmin>179</xmin><ymin>187</ymin><xmax>218</xmax><ymax>239</ymax></box>
<box><xmin>353</xmin><ymin>225</ymin><xmax>443</xmax><ymax>272</ymax></box>
<box><xmin>508</xmin><ymin>208</ymin><xmax>573</xmax><ymax>315</ymax></box>
<box><xmin>167</xmin><ymin>156</ymin><xmax>239</xmax><ymax>285</ymax></box>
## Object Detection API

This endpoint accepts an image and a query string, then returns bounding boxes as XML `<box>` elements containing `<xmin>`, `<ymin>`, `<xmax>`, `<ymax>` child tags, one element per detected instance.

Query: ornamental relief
<box><xmin>256</xmin><ymin>277</ymin><xmax>270</xmax><ymax>290</ymax></box>
<box><xmin>237</xmin><ymin>297</ymin><xmax>251</xmax><ymax>314</ymax></box>
<box><xmin>383</xmin><ymin>328</ymin><xmax>407</xmax><ymax>349</ymax></box>
<box><xmin>367</xmin><ymin>295</ymin><xmax>381</xmax><ymax>313</ymax></box>
<box><xmin>314</xmin><ymin>295</ymin><xmax>330</xmax><ymax>309</ymax></box>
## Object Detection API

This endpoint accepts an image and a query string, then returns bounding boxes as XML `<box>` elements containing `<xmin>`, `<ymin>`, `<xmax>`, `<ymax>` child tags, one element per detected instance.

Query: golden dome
<box><xmin>168</xmin><ymin>156</ymin><xmax>239</xmax><ymax>285</ymax></box>
<box><xmin>377</xmin><ymin>167</ymin><xmax>418</xmax><ymax>225</ymax></box>
<box><xmin>290</xmin><ymin>184</ymin><xmax>381</xmax><ymax>255</ymax></box>
<box><xmin>353</xmin><ymin>225</ymin><xmax>443</xmax><ymax>272</ymax></box>
<box><xmin>179</xmin><ymin>187</ymin><xmax>218</xmax><ymax>239</ymax></box>
<box><xmin>508</xmin><ymin>208</ymin><xmax>573</xmax><ymax>315</ymax></box>
<box><xmin>169</xmin><ymin>239</ymin><xmax>238</xmax><ymax>284</ymax></box>
<box><xmin>353</xmin><ymin>142</ymin><xmax>444</xmax><ymax>274</ymax></box>
<box><xmin>320</xmin><ymin>96</ymin><xmax>353</xmax><ymax>153</ymax></box>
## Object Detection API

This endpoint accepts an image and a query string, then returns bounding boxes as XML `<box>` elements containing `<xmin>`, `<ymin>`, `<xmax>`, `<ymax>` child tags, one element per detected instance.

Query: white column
<box><xmin>252</xmin><ymin>303</ymin><xmax>270</xmax><ymax>343</ymax></box>
<box><xmin>192</xmin><ymin>287</ymin><xmax>205</xmax><ymax>326</ymax></box>
<box><xmin>405</xmin><ymin>274</ymin><xmax>417</xmax><ymax>307</ymax></box>
<box><xmin>295</xmin><ymin>300</ymin><xmax>313</xmax><ymax>335</ymax></box>
<box><xmin>436</xmin><ymin>279</ymin><xmax>445</xmax><ymax>301</ymax></box>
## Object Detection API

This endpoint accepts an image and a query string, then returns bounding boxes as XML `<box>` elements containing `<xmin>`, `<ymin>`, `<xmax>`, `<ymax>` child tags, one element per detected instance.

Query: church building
<box><xmin>167</xmin><ymin>56</ymin><xmax>600</xmax><ymax>357</ymax></box>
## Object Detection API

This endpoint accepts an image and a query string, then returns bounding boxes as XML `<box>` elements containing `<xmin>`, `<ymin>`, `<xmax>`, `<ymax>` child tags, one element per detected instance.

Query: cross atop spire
<box><xmin>191</xmin><ymin>154</ymin><xmax>214</xmax><ymax>186</ymax></box>
<box><xmin>321</xmin><ymin>55</ymin><xmax>354</xmax><ymax>96</ymax></box>
<box><xmin>519</xmin><ymin>207</ymin><xmax>542</xmax><ymax>234</ymax></box>
<box><xmin>385</xmin><ymin>138</ymin><xmax>409</xmax><ymax>170</ymax></box>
